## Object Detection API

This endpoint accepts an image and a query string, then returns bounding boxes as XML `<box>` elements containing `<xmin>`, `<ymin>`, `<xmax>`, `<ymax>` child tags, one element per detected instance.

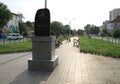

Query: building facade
<box><xmin>6</xmin><ymin>13</ymin><xmax>22</xmax><ymax>33</ymax></box>
<box><xmin>0</xmin><ymin>12</ymin><xmax>22</xmax><ymax>39</ymax></box>
<box><xmin>110</xmin><ymin>8</ymin><xmax>120</xmax><ymax>20</ymax></box>
<box><xmin>103</xmin><ymin>20</ymin><xmax>114</xmax><ymax>33</ymax></box>
<box><xmin>102</xmin><ymin>8</ymin><xmax>120</xmax><ymax>34</ymax></box>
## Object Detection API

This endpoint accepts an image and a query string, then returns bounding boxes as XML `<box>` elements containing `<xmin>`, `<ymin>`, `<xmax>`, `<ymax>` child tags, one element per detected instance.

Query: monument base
<box><xmin>28</xmin><ymin>56</ymin><xmax>59</xmax><ymax>71</ymax></box>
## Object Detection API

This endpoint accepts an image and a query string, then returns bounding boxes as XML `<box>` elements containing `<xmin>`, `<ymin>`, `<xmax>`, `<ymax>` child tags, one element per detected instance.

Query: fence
<box><xmin>92</xmin><ymin>36</ymin><xmax>120</xmax><ymax>44</ymax></box>
<box><xmin>0</xmin><ymin>38</ymin><xmax>31</xmax><ymax>45</ymax></box>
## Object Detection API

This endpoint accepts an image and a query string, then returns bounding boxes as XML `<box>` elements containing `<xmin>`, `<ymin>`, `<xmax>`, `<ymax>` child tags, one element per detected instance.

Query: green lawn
<box><xmin>0</xmin><ymin>36</ymin><xmax>65</xmax><ymax>54</ymax></box>
<box><xmin>0</xmin><ymin>41</ymin><xmax>32</xmax><ymax>54</ymax></box>
<box><xmin>80</xmin><ymin>36</ymin><xmax>120</xmax><ymax>58</ymax></box>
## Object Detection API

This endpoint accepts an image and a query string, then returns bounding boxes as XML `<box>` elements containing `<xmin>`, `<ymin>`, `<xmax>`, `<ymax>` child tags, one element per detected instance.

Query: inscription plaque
<box><xmin>35</xmin><ymin>8</ymin><xmax>50</xmax><ymax>36</ymax></box>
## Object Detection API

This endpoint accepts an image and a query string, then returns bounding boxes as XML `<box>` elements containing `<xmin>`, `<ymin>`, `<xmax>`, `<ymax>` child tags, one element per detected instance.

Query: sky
<box><xmin>1</xmin><ymin>0</ymin><xmax>120</xmax><ymax>30</ymax></box>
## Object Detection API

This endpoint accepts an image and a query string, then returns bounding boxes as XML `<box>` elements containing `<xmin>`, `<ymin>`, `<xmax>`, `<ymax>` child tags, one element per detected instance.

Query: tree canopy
<box><xmin>50</xmin><ymin>21</ymin><xmax>84</xmax><ymax>36</ymax></box>
<box><xmin>19</xmin><ymin>22</ymin><xmax>28</xmax><ymax>36</ymax></box>
<box><xmin>84</xmin><ymin>24</ymin><xmax>91</xmax><ymax>35</ymax></box>
<box><xmin>100</xmin><ymin>27</ymin><xmax>108</xmax><ymax>37</ymax></box>
<box><xmin>0</xmin><ymin>2</ymin><xmax>12</xmax><ymax>28</ymax></box>
<box><xmin>50</xmin><ymin>21</ymin><xmax>63</xmax><ymax>36</ymax></box>
<box><xmin>112</xmin><ymin>29</ymin><xmax>120</xmax><ymax>38</ymax></box>
<box><xmin>84</xmin><ymin>24</ymin><xmax>100</xmax><ymax>35</ymax></box>
<box><xmin>77</xmin><ymin>29</ymin><xmax>84</xmax><ymax>36</ymax></box>
<box><xmin>63</xmin><ymin>25</ymin><xmax>70</xmax><ymax>35</ymax></box>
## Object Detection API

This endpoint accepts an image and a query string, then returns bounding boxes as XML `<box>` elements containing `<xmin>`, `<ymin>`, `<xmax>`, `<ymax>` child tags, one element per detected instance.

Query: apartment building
<box><xmin>110</xmin><ymin>8</ymin><xmax>120</xmax><ymax>20</ymax></box>
<box><xmin>102</xmin><ymin>8</ymin><xmax>120</xmax><ymax>34</ymax></box>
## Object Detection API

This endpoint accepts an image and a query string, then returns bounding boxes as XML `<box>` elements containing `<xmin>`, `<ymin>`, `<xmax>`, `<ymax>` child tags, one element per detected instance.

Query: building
<box><xmin>103</xmin><ymin>16</ymin><xmax>120</xmax><ymax>34</ymax></box>
<box><xmin>110</xmin><ymin>8</ymin><xmax>120</xmax><ymax>20</ymax></box>
<box><xmin>103</xmin><ymin>20</ymin><xmax>114</xmax><ymax>33</ymax></box>
<box><xmin>6</xmin><ymin>13</ymin><xmax>22</xmax><ymax>33</ymax></box>
<box><xmin>111</xmin><ymin>16</ymin><xmax>120</xmax><ymax>29</ymax></box>
<box><xmin>0</xmin><ymin>12</ymin><xmax>22</xmax><ymax>39</ymax></box>
<box><xmin>102</xmin><ymin>8</ymin><xmax>120</xmax><ymax>34</ymax></box>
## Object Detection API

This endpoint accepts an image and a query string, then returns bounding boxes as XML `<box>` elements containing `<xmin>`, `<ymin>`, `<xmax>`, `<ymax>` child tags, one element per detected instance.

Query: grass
<box><xmin>0</xmin><ymin>41</ymin><xmax>32</xmax><ymax>54</ymax></box>
<box><xmin>0</xmin><ymin>36</ymin><xmax>65</xmax><ymax>54</ymax></box>
<box><xmin>80</xmin><ymin>36</ymin><xmax>120</xmax><ymax>58</ymax></box>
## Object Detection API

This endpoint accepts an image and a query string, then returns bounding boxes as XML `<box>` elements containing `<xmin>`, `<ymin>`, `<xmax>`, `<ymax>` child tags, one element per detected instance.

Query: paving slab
<box><xmin>0</xmin><ymin>39</ymin><xmax>120</xmax><ymax>84</ymax></box>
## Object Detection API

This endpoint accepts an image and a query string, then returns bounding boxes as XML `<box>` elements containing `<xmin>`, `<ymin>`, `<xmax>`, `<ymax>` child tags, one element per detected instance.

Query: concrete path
<box><xmin>0</xmin><ymin>39</ymin><xmax>120</xmax><ymax>84</ymax></box>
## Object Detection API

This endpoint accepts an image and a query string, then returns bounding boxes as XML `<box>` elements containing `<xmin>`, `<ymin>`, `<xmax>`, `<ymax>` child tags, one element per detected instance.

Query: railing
<box><xmin>92</xmin><ymin>36</ymin><xmax>120</xmax><ymax>44</ymax></box>
<box><xmin>0</xmin><ymin>38</ymin><xmax>31</xmax><ymax>45</ymax></box>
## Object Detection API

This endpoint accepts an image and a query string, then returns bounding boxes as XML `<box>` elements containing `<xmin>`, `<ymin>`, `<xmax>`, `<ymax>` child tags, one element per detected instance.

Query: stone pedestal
<box><xmin>28</xmin><ymin>36</ymin><xmax>58</xmax><ymax>71</ymax></box>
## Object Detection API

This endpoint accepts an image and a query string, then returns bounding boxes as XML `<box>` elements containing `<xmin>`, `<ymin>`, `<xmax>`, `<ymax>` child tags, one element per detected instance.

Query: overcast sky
<box><xmin>1</xmin><ymin>0</ymin><xmax>120</xmax><ymax>30</ymax></box>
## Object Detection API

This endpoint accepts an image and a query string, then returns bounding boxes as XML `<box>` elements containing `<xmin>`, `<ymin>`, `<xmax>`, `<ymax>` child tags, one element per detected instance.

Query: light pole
<box><xmin>65</xmin><ymin>18</ymin><xmax>75</xmax><ymax>41</ymax></box>
<box><xmin>45</xmin><ymin>0</ymin><xmax>47</xmax><ymax>8</ymax></box>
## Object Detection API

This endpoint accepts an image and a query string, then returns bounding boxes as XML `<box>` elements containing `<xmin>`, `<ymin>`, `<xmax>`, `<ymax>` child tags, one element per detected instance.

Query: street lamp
<box><xmin>65</xmin><ymin>18</ymin><xmax>75</xmax><ymax>41</ymax></box>
<box><xmin>45</xmin><ymin>0</ymin><xmax>47</xmax><ymax>8</ymax></box>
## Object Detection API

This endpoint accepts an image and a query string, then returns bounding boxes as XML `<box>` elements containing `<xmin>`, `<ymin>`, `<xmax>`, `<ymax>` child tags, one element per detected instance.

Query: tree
<box><xmin>77</xmin><ymin>29</ymin><xmax>84</xmax><ymax>36</ymax></box>
<box><xmin>19</xmin><ymin>22</ymin><xmax>28</xmax><ymax>37</ymax></box>
<box><xmin>0</xmin><ymin>2</ymin><xmax>12</xmax><ymax>28</ymax></box>
<box><xmin>101</xmin><ymin>27</ymin><xmax>107</xmax><ymax>37</ymax></box>
<box><xmin>26</xmin><ymin>21</ymin><xmax>33</xmax><ymax>29</ymax></box>
<box><xmin>63</xmin><ymin>25</ymin><xmax>70</xmax><ymax>35</ymax></box>
<box><xmin>111</xmin><ymin>29</ymin><xmax>120</xmax><ymax>43</ymax></box>
<box><xmin>84</xmin><ymin>24</ymin><xmax>91</xmax><ymax>35</ymax></box>
<box><xmin>71</xmin><ymin>29</ymin><xmax>77</xmax><ymax>36</ymax></box>
<box><xmin>50</xmin><ymin>21</ymin><xmax>64</xmax><ymax>36</ymax></box>
<box><xmin>112</xmin><ymin>29</ymin><xmax>120</xmax><ymax>38</ymax></box>
<box><xmin>90</xmin><ymin>26</ymin><xmax>100</xmax><ymax>35</ymax></box>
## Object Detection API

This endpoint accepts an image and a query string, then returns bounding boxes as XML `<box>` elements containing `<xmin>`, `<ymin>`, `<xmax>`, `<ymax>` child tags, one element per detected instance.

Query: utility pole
<box><xmin>65</xmin><ymin>18</ymin><xmax>75</xmax><ymax>41</ymax></box>
<box><xmin>45</xmin><ymin>0</ymin><xmax>47</xmax><ymax>8</ymax></box>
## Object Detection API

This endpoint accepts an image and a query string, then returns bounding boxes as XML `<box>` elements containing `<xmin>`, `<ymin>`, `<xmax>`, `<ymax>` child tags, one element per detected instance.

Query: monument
<box><xmin>34</xmin><ymin>9</ymin><xmax>50</xmax><ymax>36</ymax></box>
<box><xmin>28</xmin><ymin>8</ymin><xmax>59</xmax><ymax>71</ymax></box>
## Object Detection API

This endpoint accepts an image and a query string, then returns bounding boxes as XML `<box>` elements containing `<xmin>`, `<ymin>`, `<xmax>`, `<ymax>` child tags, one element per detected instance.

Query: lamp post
<box><xmin>45</xmin><ymin>0</ymin><xmax>47</xmax><ymax>8</ymax></box>
<box><xmin>65</xmin><ymin>18</ymin><xmax>75</xmax><ymax>41</ymax></box>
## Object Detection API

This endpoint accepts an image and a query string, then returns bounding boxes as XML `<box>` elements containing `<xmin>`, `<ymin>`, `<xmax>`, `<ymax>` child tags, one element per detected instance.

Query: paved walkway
<box><xmin>0</xmin><ymin>39</ymin><xmax>120</xmax><ymax>84</ymax></box>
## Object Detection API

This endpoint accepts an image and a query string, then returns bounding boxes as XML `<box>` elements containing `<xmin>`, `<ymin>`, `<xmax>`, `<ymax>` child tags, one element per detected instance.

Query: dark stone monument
<box><xmin>28</xmin><ymin>8</ymin><xmax>59</xmax><ymax>71</ymax></box>
<box><xmin>35</xmin><ymin>8</ymin><xmax>50</xmax><ymax>36</ymax></box>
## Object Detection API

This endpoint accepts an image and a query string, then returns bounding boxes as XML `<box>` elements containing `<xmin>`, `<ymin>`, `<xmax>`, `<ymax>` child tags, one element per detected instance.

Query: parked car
<box><xmin>7</xmin><ymin>33</ymin><xmax>23</xmax><ymax>40</ymax></box>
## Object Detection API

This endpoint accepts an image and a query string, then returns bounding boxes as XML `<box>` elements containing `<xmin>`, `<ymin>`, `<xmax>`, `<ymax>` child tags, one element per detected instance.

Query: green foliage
<box><xmin>90</xmin><ymin>26</ymin><xmax>100</xmax><ymax>34</ymax></box>
<box><xmin>77</xmin><ymin>29</ymin><xmax>84</xmax><ymax>36</ymax></box>
<box><xmin>112</xmin><ymin>29</ymin><xmax>120</xmax><ymax>38</ymax></box>
<box><xmin>19</xmin><ymin>22</ymin><xmax>28</xmax><ymax>37</ymax></box>
<box><xmin>71</xmin><ymin>29</ymin><xmax>77</xmax><ymax>36</ymax></box>
<box><xmin>101</xmin><ymin>27</ymin><xmax>108</xmax><ymax>37</ymax></box>
<box><xmin>26</xmin><ymin>21</ymin><xmax>33</xmax><ymax>29</ymax></box>
<box><xmin>50</xmin><ymin>21</ymin><xmax>71</xmax><ymax>36</ymax></box>
<box><xmin>0</xmin><ymin>35</ymin><xmax>65</xmax><ymax>54</ymax></box>
<box><xmin>0</xmin><ymin>2</ymin><xmax>12</xmax><ymax>28</ymax></box>
<box><xmin>63</xmin><ymin>25</ymin><xmax>70</xmax><ymax>35</ymax></box>
<box><xmin>51</xmin><ymin>21</ymin><xmax>85</xmax><ymax>37</ymax></box>
<box><xmin>84</xmin><ymin>24</ymin><xmax>91</xmax><ymax>35</ymax></box>
<box><xmin>0</xmin><ymin>41</ymin><xmax>32</xmax><ymax>54</ymax></box>
<box><xmin>84</xmin><ymin>24</ymin><xmax>100</xmax><ymax>35</ymax></box>
<box><xmin>51</xmin><ymin>21</ymin><xmax>64</xmax><ymax>36</ymax></box>
<box><xmin>57</xmin><ymin>35</ymin><xmax>66</xmax><ymax>41</ymax></box>
<box><xmin>80</xmin><ymin>36</ymin><xmax>120</xmax><ymax>58</ymax></box>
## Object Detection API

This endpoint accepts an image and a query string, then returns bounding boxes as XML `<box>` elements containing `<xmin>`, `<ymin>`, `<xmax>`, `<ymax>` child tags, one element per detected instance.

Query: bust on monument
<box><xmin>34</xmin><ymin>8</ymin><xmax>50</xmax><ymax>36</ymax></box>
